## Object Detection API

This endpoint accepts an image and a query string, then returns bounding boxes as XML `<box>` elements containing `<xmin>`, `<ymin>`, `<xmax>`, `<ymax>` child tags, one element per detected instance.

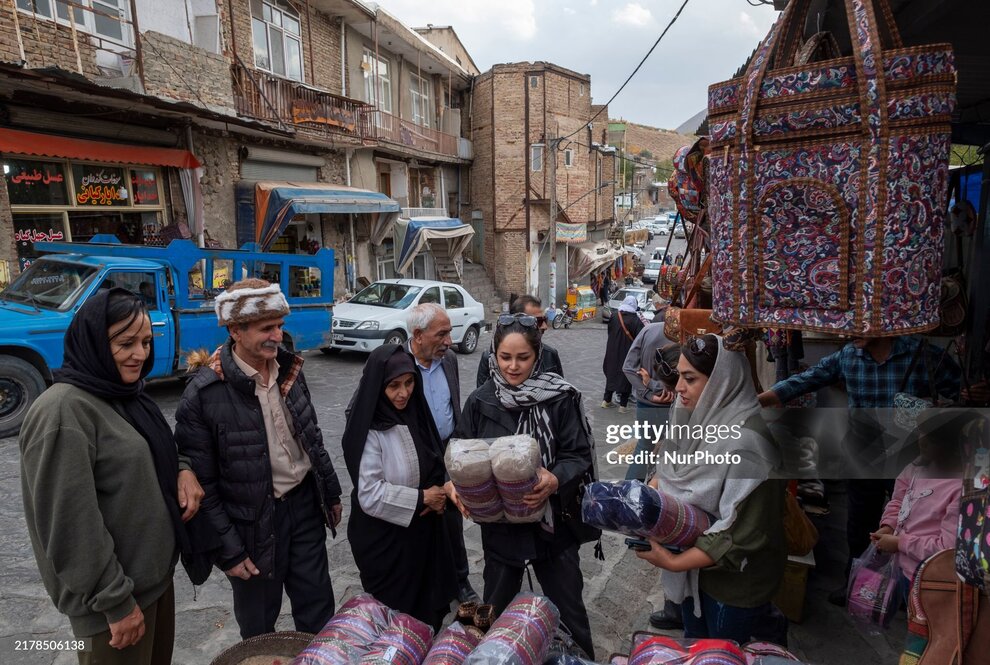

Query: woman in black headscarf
<box><xmin>342</xmin><ymin>344</ymin><xmax>458</xmax><ymax>629</ymax></box>
<box><xmin>19</xmin><ymin>288</ymin><xmax>207</xmax><ymax>665</ymax></box>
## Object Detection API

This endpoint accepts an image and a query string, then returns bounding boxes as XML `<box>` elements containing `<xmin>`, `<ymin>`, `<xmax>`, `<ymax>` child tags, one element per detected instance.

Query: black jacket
<box><xmin>454</xmin><ymin>380</ymin><xmax>592</xmax><ymax>564</ymax></box>
<box><xmin>175</xmin><ymin>340</ymin><xmax>342</xmax><ymax>575</ymax></box>
<box><xmin>476</xmin><ymin>343</ymin><xmax>564</xmax><ymax>389</ymax></box>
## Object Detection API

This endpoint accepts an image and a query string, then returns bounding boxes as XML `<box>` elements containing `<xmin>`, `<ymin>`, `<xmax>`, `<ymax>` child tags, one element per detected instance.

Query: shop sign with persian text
<box><xmin>72</xmin><ymin>165</ymin><xmax>128</xmax><ymax>206</ymax></box>
<box><xmin>4</xmin><ymin>159</ymin><xmax>69</xmax><ymax>206</ymax></box>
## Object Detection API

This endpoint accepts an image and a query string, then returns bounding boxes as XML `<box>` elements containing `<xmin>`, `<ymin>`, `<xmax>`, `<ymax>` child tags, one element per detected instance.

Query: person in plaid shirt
<box><xmin>758</xmin><ymin>335</ymin><xmax>961</xmax><ymax>605</ymax></box>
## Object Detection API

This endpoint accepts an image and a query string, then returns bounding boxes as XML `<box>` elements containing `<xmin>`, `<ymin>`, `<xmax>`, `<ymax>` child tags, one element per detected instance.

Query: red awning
<box><xmin>0</xmin><ymin>127</ymin><xmax>201</xmax><ymax>169</ymax></box>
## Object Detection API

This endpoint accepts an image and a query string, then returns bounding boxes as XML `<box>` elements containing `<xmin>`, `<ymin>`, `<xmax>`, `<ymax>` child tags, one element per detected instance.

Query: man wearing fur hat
<box><xmin>175</xmin><ymin>278</ymin><xmax>343</xmax><ymax>639</ymax></box>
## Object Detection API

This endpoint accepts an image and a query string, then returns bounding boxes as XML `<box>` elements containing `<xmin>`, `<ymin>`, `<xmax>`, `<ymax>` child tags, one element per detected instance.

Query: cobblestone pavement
<box><xmin>0</xmin><ymin>317</ymin><xmax>905</xmax><ymax>664</ymax></box>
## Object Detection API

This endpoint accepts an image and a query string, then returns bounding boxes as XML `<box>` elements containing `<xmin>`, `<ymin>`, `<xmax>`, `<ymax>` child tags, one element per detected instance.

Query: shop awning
<box><xmin>254</xmin><ymin>181</ymin><xmax>401</xmax><ymax>249</ymax></box>
<box><xmin>0</xmin><ymin>127</ymin><xmax>201</xmax><ymax>169</ymax></box>
<box><xmin>569</xmin><ymin>241</ymin><xmax>623</xmax><ymax>280</ymax></box>
<box><xmin>394</xmin><ymin>217</ymin><xmax>474</xmax><ymax>276</ymax></box>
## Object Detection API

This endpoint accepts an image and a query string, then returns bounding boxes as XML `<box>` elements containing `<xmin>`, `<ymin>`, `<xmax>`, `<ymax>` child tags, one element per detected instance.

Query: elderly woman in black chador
<box><xmin>342</xmin><ymin>344</ymin><xmax>458</xmax><ymax>629</ymax></box>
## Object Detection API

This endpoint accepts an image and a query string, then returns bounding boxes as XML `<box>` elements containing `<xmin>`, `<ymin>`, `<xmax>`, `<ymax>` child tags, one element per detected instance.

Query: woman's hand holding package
<box><xmin>523</xmin><ymin>467</ymin><xmax>559</xmax><ymax>507</ymax></box>
<box><xmin>444</xmin><ymin>481</ymin><xmax>470</xmax><ymax>519</ymax></box>
<box><xmin>108</xmin><ymin>603</ymin><xmax>145</xmax><ymax>650</ymax></box>
<box><xmin>177</xmin><ymin>469</ymin><xmax>205</xmax><ymax>522</ymax></box>
<box><xmin>420</xmin><ymin>486</ymin><xmax>446</xmax><ymax>516</ymax></box>
<box><xmin>636</xmin><ymin>541</ymin><xmax>715</xmax><ymax>572</ymax></box>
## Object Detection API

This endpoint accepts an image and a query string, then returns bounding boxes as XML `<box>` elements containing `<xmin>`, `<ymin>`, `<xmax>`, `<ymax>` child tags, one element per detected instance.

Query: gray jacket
<box><xmin>622</xmin><ymin>322</ymin><xmax>671</xmax><ymax>405</ymax></box>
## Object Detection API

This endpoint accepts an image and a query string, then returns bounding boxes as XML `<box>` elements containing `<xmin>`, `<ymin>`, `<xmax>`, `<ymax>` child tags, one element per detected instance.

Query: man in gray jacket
<box><xmin>407</xmin><ymin>303</ymin><xmax>480</xmax><ymax>603</ymax></box>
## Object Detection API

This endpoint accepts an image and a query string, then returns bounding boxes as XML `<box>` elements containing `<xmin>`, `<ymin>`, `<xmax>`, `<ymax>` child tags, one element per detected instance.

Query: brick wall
<box><xmin>194</xmin><ymin>132</ymin><xmax>239</xmax><ymax>247</ymax></box>
<box><xmin>0</xmin><ymin>14</ymin><xmax>100</xmax><ymax>78</ymax></box>
<box><xmin>141</xmin><ymin>31</ymin><xmax>235</xmax><ymax>112</ymax></box>
<box><xmin>0</xmin><ymin>175</ymin><xmax>14</xmax><ymax>281</ymax></box>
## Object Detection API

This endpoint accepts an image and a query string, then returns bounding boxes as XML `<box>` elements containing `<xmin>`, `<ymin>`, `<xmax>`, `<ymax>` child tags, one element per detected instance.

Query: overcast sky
<box><xmin>373</xmin><ymin>0</ymin><xmax>779</xmax><ymax>131</ymax></box>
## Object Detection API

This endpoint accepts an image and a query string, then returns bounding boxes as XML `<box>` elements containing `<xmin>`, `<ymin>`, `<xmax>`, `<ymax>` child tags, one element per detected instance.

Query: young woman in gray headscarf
<box><xmin>635</xmin><ymin>334</ymin><xmax>787</xmax><ymax>645</ymax></box>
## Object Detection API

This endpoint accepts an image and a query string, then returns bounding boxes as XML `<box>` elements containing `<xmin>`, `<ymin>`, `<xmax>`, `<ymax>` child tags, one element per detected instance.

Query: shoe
<box><xmin>649</xmin><ymin>611</ymin><xmax>683</xmax><ymax>630</ymax></box>
<box><xmin>457</xmin><ymin>582</ymin><xmax>481</xmax><ymax>604</ymax></box>
<box><xmin>618</xmin><ymin>405</ymin><xmax>629</xmax><ymax>414</ymax></box>
<box><xmin>456</xmin><ymin>601</ymin><xmax>479</xmax><ymax>625</ymax></box>
<box><xmin>828</xmin><ymin>587</ymin><xmax>847</xmax><ymax>607</ymax></box>
<box><xmin>474</xmin><ymin>604</ymin><xmax>495</xmax><ymax>632</ymax></box>
<box><xmin>601</xmin><ymin>400</ymin><xmax>615</xmax><ymax>409</ymax></box>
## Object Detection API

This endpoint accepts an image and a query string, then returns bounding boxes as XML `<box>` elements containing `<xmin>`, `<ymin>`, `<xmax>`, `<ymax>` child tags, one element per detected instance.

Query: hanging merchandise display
<box><xmin>706</xmin><ymin>0</ymin><xmax>956</xmax><ymax>336</ymax></box>
<box><xmin>667</xmin><ymin>139</ymin><xmax>706</xmax><ymax>223</ymax></box>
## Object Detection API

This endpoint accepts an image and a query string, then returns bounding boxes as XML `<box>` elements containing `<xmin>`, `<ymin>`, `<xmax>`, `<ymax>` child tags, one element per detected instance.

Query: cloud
<box><xmin>736</xmin><ymin>12</ymin><xmax>764</xmax><ymax>39</ymax></box>
<box><xmin>612</xmin><ymin>3</ymin><xmax>654</xmax><ymax>27</ymax></box>
<box><xmin>374</xmin><ymin>0</ymin><xmax>538</xmax><ymax>41</ymax></box>
<box><xmin>564</xmin><ymin>7</ymin><xmax>577</xmax><ymax>15</ymax></box>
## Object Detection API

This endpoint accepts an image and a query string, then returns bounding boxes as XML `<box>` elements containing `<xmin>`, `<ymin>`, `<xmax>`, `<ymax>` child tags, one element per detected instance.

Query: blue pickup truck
<box><xmin>0</xmin><ymin>238</ymin><xmax>334</xmax><ymax>438</ymax></box>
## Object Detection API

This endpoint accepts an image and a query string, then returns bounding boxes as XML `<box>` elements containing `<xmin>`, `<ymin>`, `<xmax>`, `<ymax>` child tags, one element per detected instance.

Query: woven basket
<box><xmin>209</xmin><ymin>631</ymin><xmax>313</xmax><ymax>665</ymax></box>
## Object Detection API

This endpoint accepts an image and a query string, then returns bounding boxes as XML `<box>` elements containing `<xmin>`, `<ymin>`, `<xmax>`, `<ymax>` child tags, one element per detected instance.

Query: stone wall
<box><xmin>193</xmin><ymin>132</ymin><xmax>240</xmax><ymax>247</ymax></box>
<box><xmin>141</xmin><ymin>31</ymin><xmax>235</xmax><ymax>112</ymax></box>
<box><xmin>0</xmin><ymin>176</ymin><xmax>14</xmax><ymax>284</ymax></box>
<box><xmin>0</xmin><ymin>14</ymin><xmax>100</xmax><ymax>78</ymax></box>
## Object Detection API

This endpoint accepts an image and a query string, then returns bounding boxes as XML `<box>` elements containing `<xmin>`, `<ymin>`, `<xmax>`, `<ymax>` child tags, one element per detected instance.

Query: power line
<box><xmin>557</xmin><ymin>0</ymin><xmax>692</xmax><ymax>144</ymax></box>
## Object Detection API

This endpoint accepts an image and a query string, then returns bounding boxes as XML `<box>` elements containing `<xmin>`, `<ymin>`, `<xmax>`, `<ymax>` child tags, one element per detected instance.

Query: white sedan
<box><xmin>326</xmin><ymin>279</ymin><xmax>487</xmax><ymax>354</ymax></box>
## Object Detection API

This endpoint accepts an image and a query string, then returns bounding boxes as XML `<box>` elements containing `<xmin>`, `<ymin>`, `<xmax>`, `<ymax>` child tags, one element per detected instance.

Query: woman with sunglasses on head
<box><xmin>452</xmin><ymin>314</ymin><xmax>597</xmax><ymax>659</ymax></box>
<box><xmin>602</xmin><ymin>295</ymin><xmax>645</xmax><ymax>412</ymax></box>
<box><xmin>635</xmin><ymin>334</ymin><xmax>787</xmax><ymax>645</ymax></box>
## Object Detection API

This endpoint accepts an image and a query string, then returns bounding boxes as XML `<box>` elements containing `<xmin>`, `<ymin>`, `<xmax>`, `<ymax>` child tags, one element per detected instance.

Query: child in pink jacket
<box><xmin>870</xmin><ymin>413</ymin><xmax>967</xmax><ymax>602</ymax></box>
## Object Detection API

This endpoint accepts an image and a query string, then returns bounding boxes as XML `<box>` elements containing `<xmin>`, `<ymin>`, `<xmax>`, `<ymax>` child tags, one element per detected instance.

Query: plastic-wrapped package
<box><xmin>422</xmin><ymin>622</ymin><xmax>484</xmax><ymax>665</ymax></box>
<box><xmin>544</xmin><ymin>657</ymin><xmax>604</xmax><ymax>664</ymax></box>
<box><xmin>846</xmin><ymin>543</ymin><xmax>900</xmax><ymax>627</ymax></box>
<box><xmin>741</xmin><ymin>642</ymin><xmax>803</xmax><ymax>664</ymax></box>
<box><xmin>292</xmin><ymin>594</ymin><xmax>433</xmax><ymax>665</ymax></box>
<box><xmin>609</xmin><ymin>657</ymin><xmax>628</xmax><ymax>665</ymax></box>
<box><xmin>629</xmin><ymin>635</ymin><xmax>745</xmax><ymax>665</ymax></box>
<box><xmin>462</xmin><ymin>592</ymin><xmax>560</xmax><ymax>665</ymax></box>
<box><xmin>446</xmin><ymin>439</ymin><xmax>504</xmax><ymax>523</ymax></box>
<box><xmin>490</xmin><ymin>435</ymin><xmax>544</xmax><ymax>523</ymax></box>
<box><xmin>359</xmin><ymin>612</ymin><xmax>434</xmax><ymax>665</ymax></box>
<box><xmin>581</xmin><ymin>480</ymin><xmax>712</xmax><ymax>548</ymax></box>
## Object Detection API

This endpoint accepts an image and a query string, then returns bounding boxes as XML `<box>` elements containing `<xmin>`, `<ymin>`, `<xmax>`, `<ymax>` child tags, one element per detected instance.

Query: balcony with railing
<box><xmin>364</xmin><ymin>110</ymin><xmax>461</xmax><ymax>159</ymax></box>
<box><xmin>232</xmin><ymin>57</ymin><xmax>372</xmax><ymax>139</ymax></box>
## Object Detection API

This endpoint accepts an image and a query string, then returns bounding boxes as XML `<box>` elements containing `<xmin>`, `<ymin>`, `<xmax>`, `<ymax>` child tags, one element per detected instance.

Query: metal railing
<box><xmin>363</xmin><ymin>110</ymin><xmax>459</xmax><ymax>158</ymax></box>
<box><xmin>231</xmin><ymin>57</ymin><xmax>371</xmax><ymax>138</ymax></box>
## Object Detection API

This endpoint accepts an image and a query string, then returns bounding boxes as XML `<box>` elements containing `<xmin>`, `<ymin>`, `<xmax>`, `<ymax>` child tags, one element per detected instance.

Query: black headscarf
<box><xmin>53</xmin><ymin>288</ymin><xmax>192</xmax><ymax>555</ymax></box>
<box><xmin>342</xmin><ymin>344</ymin><xmax>443</xmax><ymax>488</ymax></box>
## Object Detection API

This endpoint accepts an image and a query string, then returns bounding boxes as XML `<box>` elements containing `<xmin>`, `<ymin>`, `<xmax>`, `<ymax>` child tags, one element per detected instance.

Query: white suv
<box><xmin>327</xmin><ymin>279</ymin><xmax>487</xmax><ymax>354</ymax></box>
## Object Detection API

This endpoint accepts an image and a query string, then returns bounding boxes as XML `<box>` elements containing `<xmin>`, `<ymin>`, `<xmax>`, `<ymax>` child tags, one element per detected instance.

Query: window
<box><xmin>564</xmin><ymin>148</ymin><xmax>574</xmax><ymax>168</ymax></box>
<box><xmin>530</xmin><ymin>76</ymin><xmax>539</xmax><ymax>89</ymax></box>
<box><xmin>16</xmin><ymin>0</ymin><xmax>128</xmax><ymax>43</ymax></box>
<box><xmin>579</xmin><ymin>83</ymin><xmax>585</xmax><ymax>97</ymax></box>
<box><xmin>100</xmin><ymin>271</ymin><xmax>157</xmax><ymax>307</ymax></box>
<box><xmin>442</xmin><ymin>286</ymin><xmax>464</xmax><ymax>310</ymax></box>
<box><xmin>362</xmin><ymin>49</ymin><xmax>392</xmax><ymax>113</ymax></box>
<box><xmin>251</xmin><ymin>0</ymin><xmax>303</xmax><ymax>81</ymax></box>
<box><xmin>410</xmin><ymin>72</ymin><xmax>432</xmax><ymax>128</ymax></box>
<box><xmin>531</xmin><ymin>144</ymin><xmax>544</xmax><ymax>172</ymax></box>
<box><xmin>419</xmin><ymin>286</ymin><xmax>440</xmax><ymax>305</ymax></box>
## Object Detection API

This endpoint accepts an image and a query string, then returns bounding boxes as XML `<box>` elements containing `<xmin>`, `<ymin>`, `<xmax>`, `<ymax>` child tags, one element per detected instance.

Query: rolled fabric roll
<box><xmin>292</xmin><ymin>594</ymin><xmax>390</xmax><ymax>664</ymax></box>
<box><xmin>360</xmin><ymin>611</ymin><xmax>434</xmax><ymax>665</ymax></box>
<box><xmin>490</xmin><ymin>435</ymin><xmax>544</xmax><ymax>523</ymax></box>
<box><xmin>423</xmin><ymin>622</ymin><xmax>485</xmax><ymax>665</ymax></box>
<box><xmin>581</xmin><ymin>480</ymin><xmax>712</xmax><ymax>548</ymax></box>
<box><xmin>446</xmin><ymin>439</ymin><xmax>504</xmax><ymax>523</ymax></box>
<box><xmin>463</xmin><ymin>592</ymin><xmax>560</xmax><ymax>665</ymax></box>
<box><xmin>741</xmin><ymin>641</ymin><xmax>804</xmax><ymax>664</ymax></box>
<box><xmin>630</xmin><ymin>637</ymin><xmax>746</xmax><ymax>665</ymax></box>
<box><xmin>610</xmin><ymin>657</ymin><xmax>629</xmax><ymax>665</ymax></box>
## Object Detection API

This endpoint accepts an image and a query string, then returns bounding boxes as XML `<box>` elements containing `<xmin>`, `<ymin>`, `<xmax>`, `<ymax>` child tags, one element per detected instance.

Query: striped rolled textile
<box><xmin>629</xmin><ymin>636</ymin><xmax>746</xmax><ymax>665</ymax></box>
<box><xmin>581</xmin><ymin>480</ymin><xmax>712</xmax><ymax>547</ymax></box>
<box><xmin>423</xmin><ymin>622</ymin><xmax>484</xmax><ymax>665</ymax></box>
<box><xmin>610</xmin><ymin>657</ymin><xmax>629</xmax><ymax>665</ymax></box>
<box><xmin>490</xmin><ymin>436</ymin><xmax>543</xmax><ymax>524</ymax></box>
<box><xmin>463</xmin><ymin>592</ymin><xmax>560</xmax><ymax>665</ymax></box>
<box><xmin>360</xmin><ymin>612</ymin><xmax>434</xmax><ymax>665</ymax></box>
<box><xmin>741</xmin><ymin>642</ymin><xmax>802</xmax><ymax>664</ymax></box>
<box><xmin>446</xmin><ymin>439</ymin><xmax>504</xmax><ymax>523</ymax></box>
<box><xmin>544</xmin><ymin>656</ymin><xmax>604</xmax><ymax>664</ymax></box>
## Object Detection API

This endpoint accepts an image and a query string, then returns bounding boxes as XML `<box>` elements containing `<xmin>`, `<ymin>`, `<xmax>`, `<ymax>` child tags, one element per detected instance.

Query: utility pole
<box><xmin>548</xmin><ymin>133</ymin><xmax>559</xmax><ymax>307</ymax></box>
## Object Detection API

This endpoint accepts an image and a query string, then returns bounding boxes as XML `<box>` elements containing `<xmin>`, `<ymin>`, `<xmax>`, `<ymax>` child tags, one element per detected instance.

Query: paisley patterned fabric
<box><xmin>707</xmin><ymin>0</ymin><xmax>954</xmax><ymax>335</ymax></box>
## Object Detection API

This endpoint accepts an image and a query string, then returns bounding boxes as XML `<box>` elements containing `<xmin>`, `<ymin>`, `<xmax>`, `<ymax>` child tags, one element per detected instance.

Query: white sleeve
<box><xmin>357</xmin><ymin>428</ymin><xmax>421</xmax><ymax>527</ymax></box>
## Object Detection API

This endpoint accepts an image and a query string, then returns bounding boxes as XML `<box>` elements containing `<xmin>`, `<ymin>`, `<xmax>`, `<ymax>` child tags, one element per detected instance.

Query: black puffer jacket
<box><xmin>175</xmin><ymin>340</ymin><xmax>342</xmax><ymax>576</ymax></box>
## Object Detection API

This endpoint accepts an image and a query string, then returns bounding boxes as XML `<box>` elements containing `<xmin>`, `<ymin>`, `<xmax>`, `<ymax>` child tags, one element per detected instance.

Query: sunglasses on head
<box><xmin>687</xmin><ymin>335</ymin><xmax>708</xmax><ymax>354</ymax></box>
<box><xmin>497</xmin><ymin>313</ymin><xmax>546</xmax><ymax>328</ymax></box>
<box><xmin>654</xmin><ymin>348</ymin><xmax>678</xmax><ymax>377</ymax></box>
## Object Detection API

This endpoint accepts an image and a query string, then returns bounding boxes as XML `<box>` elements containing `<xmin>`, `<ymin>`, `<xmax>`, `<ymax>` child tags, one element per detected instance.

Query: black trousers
<box><xmin>229</xmin><ymin>477</ymin><xmax>335</xmax><ymax>639</ymax></box>
<box><xmin>444</xmin><ymin>508</ymin><xmax>471</xmax><ymax>585</ymax></box>
<box><xmin>844</xmin><ymin>479</ymin><xmax>893</xmax><ymax>577</ymax></box>
<box><xmin>603</xmin><ymin>390</ymin><xmax>630</xmax><ymax>407</ymax></box>
<box><xmin>482</xmin><ymin>545</ymin><xmax>595</xmax><ymax>661</ymax></box>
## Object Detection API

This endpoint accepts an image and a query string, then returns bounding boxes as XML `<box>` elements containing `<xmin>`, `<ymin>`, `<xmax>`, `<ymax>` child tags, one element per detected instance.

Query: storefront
<box><xmin>0</xmin><ymin>127</ymin><xmax>201</xmax><ymax>271</ymax></box>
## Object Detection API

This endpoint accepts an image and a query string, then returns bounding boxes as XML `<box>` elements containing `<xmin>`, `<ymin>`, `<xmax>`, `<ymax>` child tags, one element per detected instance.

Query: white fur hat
<box><xmin>215</xmin><ymin>279</ymin><xmax>290</xmax><ymax>327</ymax></box>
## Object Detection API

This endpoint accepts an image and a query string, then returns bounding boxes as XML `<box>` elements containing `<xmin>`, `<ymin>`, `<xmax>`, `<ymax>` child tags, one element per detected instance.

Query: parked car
<box><xmin>329</xmin><ymin>279</ymin><xmax>486</xmax><ymax>354</ymax></box>
<box><xmin>601</xmin><ymin>287</ymin><xmax>657</xmax><ymax>324</ymax></box>
<box><xmin>643</xmin><ymin>260</ymin><xmax>663</xmax><ymax>284</ymax></box>
<box><xmin>673</xmin><ymin>224</ymin><xmax>687</xmax><ymax>238</ymax></box>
